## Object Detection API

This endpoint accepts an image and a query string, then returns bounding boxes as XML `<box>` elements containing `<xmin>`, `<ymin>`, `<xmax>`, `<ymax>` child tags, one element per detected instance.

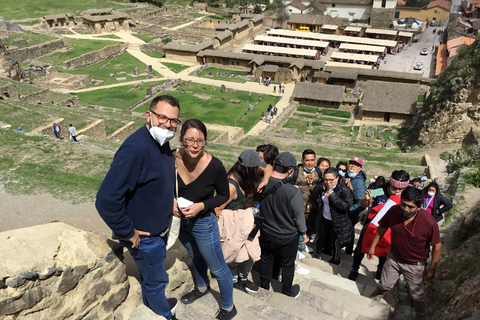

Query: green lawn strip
<box><xmin>74</xmin><ymin>80</ymin><xmax>166</xmax><ymax>110</ymax></box>
<box><xmin>135</xmin><ymin>82</ymin><xmax>280</xmax><ymax>132</ymax></box>
<box><xmin>2</xmin><ymin>0</ymin><xmax>126</xmax><ymax>20</ymax></box>
<box><xmin>197</xmin><ymin>67</ymin><xmax>249</xmax><ymax>83</ymax></box>
<box><xmin>162</xmin><ymin>62</ymin><xmax>190</xmax><ymax>73</ymax></box>
<box><xmin>3</xmin><ymin>33</ymin><xmax>57</xmax><ymax>48</ymax></box>
<box><xmin>132</xmin><ymin>33</ymin><xmax>157</xmax><ymax>43</ymax></box>
<box><xmin>294</xmin><ymin>112</ymin><xmax>349</xmax><ymax>123</ymax></box>
<box><xmin>142</xmin><ymin>51</ymin><xmax>165</xmax><ymax>58</ymax></box>
<box><xmin>207</xmin><ymin>14</ymin><xmax>230</xmax><ymax>19</ymax></box>
<box><xmin>297</xmin><ymin>105</ymin><xmax>318</xmax><ymax>114</ymax></box>
<box><xmin>38</xmin><ymin>39</ymin><xmax>119</xmax><ymax>66</ymax></box>
<box><xmin>321</xmin><ymin>109</ymin><xmax>351</xmax><ymax>118</ymax></box>
<box><xmin>188</xmin><ymin>12</ymin><xmax>205</xmax><ymax>18</ymax></box>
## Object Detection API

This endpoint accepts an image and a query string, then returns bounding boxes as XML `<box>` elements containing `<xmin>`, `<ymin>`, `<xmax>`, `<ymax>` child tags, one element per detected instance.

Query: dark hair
<box><xmin>150</xmin><ymin>94</ymin><xmax>180</xmax><ymax>110</ymax></box>
<box><xmin>375</xmin><ymin>176</ymin><xmax>386</xmax><ymax>186</ymax></box>
<box><xmin>273</xmin><ymin>163</ymin><xmax>291</xmax><ymax>174</ymax></box>
<box><xmin>256</xmin><ymin>144</ymin><xmax>279</xmax><ymax>165</ymax></box>
<box><xmin>391</xmin><ymin>170</ymin><xmax>410</xmax><ymax>182</ymax></box>
<box><xmin>302</xmin><ymin>149</ymin><xmax>316</xmax><ymax>159</ymax></box>
<box><xmin>401</xmin><ymin>186</ymin><xmax>424</xmax><ymax>208</ymax></box>
<box><xmin>335</xmin><ymin>161</ymin><xmax>348</xmax><ymax>170</ymax></box>
<box><xmin>180</xmin><ymin>119</ymin><xmax>207</xmax><ymax>140</ymax></box>
<box><xmin>227</xmin><ymin>162</ymin><xmax>261</xmax><ymax>209</ymax></box>
<box><xmin>317</xmin><ymin>157</ymin><xmax>331</xmax><ymax>167</ymax></box>
<box><xmin>323</xmin><ymin>167</ymin><xmax>339</xmax><ymax>177</ymax></box>
<box><xmin>424</xmin><ymin>182</ymin><xmax>439</xmax><ymax>194</ymax></box>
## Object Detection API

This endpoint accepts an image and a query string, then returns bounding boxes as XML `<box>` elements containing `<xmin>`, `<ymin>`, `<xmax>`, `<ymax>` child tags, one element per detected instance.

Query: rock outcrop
<box><xmin>0</xmin><ymin>42</ymin><xmax>23</xmax><ymax>81</ymax></box>
<box><xmin>408</xmin><ymin>39</ymin><xmax>480</xmax><ymax>146</ymax></box>
<box><xmin>0</xmin><ymin>223</ymin><xmax>129</xmax><ymax>319</ymax></box>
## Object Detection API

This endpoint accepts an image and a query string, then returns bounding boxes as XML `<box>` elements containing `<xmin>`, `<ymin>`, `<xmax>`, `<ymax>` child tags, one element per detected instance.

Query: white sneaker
<box><xmin>295</xmin><ymin>265</ymin><xmax>310</xmax><ymax>275</ymax></box>
<box><xmin>297</xmin><ymin>251</ymin><xmax>306</xmax><ymax>260</ymax></box>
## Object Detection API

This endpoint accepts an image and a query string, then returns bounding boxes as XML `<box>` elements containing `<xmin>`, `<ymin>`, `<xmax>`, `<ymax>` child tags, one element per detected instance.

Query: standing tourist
<box><xmin>53</xmin><ymin>122</ymin><xmax>61</xmax><ymax>139</ymax></box>
<box><xmin>69</xmin><ymin>124</ymin><xmax>78</xmax><ymax>142</ymax></box>
<box><xmin>96</xmin><ymin>94</ymin><xmax>181</xmax><ymax>319</ymax></box>
<box><xmin>368</xmin><ymin>187</ymin><xmax>441</xmax><ymax>319</ymax></box>
<box><xmin>422</xmin><ymin>182</ymin><xmax>452</xmax><ymax>222</ymax></box>
<box><xmin>175</xmin><ymin>119</ymin><xmax>236</xmax><ymax>320</ymax></box>
<box><xmin>259</xmin><ymin>152</ymin><xmax>307</xmax><ymax>298</ymax></box>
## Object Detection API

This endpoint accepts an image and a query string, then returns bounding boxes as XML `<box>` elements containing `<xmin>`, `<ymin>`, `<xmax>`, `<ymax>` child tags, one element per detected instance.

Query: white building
<box><xmin>321</xmin><ymin>0</ymin><xmax>373</xmax><ymax>22</ymax></box>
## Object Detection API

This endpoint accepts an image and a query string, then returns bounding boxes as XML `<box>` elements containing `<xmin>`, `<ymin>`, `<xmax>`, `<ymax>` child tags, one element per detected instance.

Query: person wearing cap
<box><xmin>259</xmin><ymin>152</ymin><xmax>308</xmax><ymax>299</ymax></box>
<box><xmin>215</xmin><ymin>150</ymin><xmax>266</xmax><ymax>294</ymax></box>
<box><xmin>344</xmin><ymin>157</ymin><xmax>367</xmax><ymax>254</ymax></box>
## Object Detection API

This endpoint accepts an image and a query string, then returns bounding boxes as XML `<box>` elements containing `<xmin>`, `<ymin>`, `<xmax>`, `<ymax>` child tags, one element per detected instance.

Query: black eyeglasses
<box><xmin>183</xmin><ymin>138</ymin><xmax>206</xmax><ymax>147</ymax></box>
<box><xmin>150</xmin><ymin>110</ymin><xmax>181</xmax><ymax>129</ymax></box>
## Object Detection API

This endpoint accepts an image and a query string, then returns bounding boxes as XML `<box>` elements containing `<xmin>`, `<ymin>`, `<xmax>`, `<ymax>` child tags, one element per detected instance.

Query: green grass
<box><xmin>142</xmin><ymin>51</ymin><xmax>166</xmax><ymax>58</ymax></box>
<box><xmin>297</xmin><ymin>105</ymin><xmax>318</xmax><ymax>114</ymax></box>
<box><xmin>135</xmin><ymin>82</ymin><xmax>280</xmax><ymax>132</ymax></box>
<box><xmin>207</xmin><ymin>14</ymin><xmax>230</xmax><ymax>20</ymax></box>
<box><xmin>197</xmin><ymin>67</ymin><xmax>249</xmax><ymax>83</ymax></box>
<box><xmin>294</xmin><ymin>113</ymin><xmax>349</xmax><ymax>123</ymax></box>
<box><xmin>162</xmin><ymin>62</ymin><xmax>190</xmax><ymax>73</ymax></box>
<box><xmin>75</xmin><ymin>81</ymin><xmax>166</xmax><ymax>109</ymax></box>
<box><xmin>3</xmin><ymin>33</ymin><xmax>57</xmax><ymax>48</ymax></box>
<box><xmin>417</xmin><ymin>95</ymin><xmax>425</xmax><ymax>103</ymax></box>
<box><xmin>132</xmin><ymin>33</ymin><xmax>157</xmax><ymax>43</ymax></box>
<box><xmin>189</xmin><ymin>12</ymin><xmax>205</xmax><ymax>18</ymax></box>
<box><xmin>2</xmin><ymin>0</ymin><xmax>127</xmax><ymax>20</ymax></box>
<box><xmin>320</xmin><ymin>109</ymin><xmax>351</xmax><ymax>118</ymax></box>
<box><xmin>16</xmin><ymin>19</ymin><xmax>42</xmax><ymax>26</ymax></box>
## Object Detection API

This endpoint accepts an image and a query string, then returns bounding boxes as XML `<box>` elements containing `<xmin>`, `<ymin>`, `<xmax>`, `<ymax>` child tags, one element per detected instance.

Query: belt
<box><xmin>391</xmin><ymin>253</ymin><xmax>426</xmax><ymax>266</ymax></box>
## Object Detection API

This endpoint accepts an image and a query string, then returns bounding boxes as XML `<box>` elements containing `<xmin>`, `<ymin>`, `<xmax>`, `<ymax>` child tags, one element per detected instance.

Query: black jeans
<box><xmin>259</xmin><ymin>231</ymin><xmax>298</xmax><ymax>296</ymax></box>
<box><xmin>316</xmin><ymin>218</ymin><xmax>340</xmax><ymax>261</ymax></box>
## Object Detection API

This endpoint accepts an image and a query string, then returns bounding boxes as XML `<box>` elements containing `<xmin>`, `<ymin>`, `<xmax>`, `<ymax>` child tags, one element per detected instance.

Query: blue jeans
<box><xmin>179</xmin><ymin>213</ymin><xmax>233</xmax><ymax>309</ymax></box>
<box><xmin>121</xmin><ymin>236</ymin><xmax>172</xmax><ymax>319</ymax></box>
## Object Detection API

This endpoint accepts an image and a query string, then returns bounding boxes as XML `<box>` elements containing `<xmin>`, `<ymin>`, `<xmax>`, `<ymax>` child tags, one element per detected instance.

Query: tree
<box><xmin>253</xmin><ymin>4</ymin><xmax>262</xmax><ymax>14</ymax></box>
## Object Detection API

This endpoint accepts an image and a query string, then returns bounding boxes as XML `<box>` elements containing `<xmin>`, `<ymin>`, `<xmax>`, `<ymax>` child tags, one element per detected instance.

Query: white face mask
<box><xmin>427</xmin><ymin>191</ymin><xmax>435</xmax><ymax>197</ymax></box>
<box><xmin>149</xmin><ymin>116</ymin><xmax>175</xmax><ymax>146</ymax></box>
<box><xmin>389</xmin><ymin>187</ymin><xmax>402</xmax><ymax>197</ymax></box>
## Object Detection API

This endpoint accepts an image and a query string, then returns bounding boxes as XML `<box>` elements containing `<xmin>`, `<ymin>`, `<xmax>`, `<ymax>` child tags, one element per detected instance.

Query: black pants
<box><xmin>352</xmin><ymin>223</ymin><xmax>386</xmax><ymax>271</ymax></box>
<box><xmin>345</xmin><ymin>212</ymin><xmax>359</xmax><ymax>253</ymax></box>
<box><xmin>260</xmin><ymin>231</ymin><xmax>298</xmax><ymax>296</ymax></box>
<box><xmin>315</xmin><ymin>218</ymin><xmax>340</xmax><ymax>261</ymax></box>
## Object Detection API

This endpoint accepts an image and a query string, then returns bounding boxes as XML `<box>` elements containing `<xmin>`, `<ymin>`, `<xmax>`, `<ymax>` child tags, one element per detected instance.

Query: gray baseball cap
<box><xmin>275</xmin><ymin>152</ymin><xmax>297</xmax><ymax>168</ymax></box>
<box><xmin>238</xmin><ymin>150</ymin><xmax>267</xmax><ymax>168</ymax></box>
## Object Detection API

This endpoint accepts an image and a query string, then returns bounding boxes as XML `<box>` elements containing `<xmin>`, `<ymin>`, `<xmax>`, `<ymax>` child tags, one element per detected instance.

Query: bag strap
<box><xmin>261</xmin><ymin>179</ymin><xmax>286</xmax><ymax>200</ymax></box>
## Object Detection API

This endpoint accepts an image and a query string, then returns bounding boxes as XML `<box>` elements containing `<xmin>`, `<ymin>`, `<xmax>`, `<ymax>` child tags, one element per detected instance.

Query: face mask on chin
<box><xmin>149</xmin><ymin>116</ymin><xmax>175</xmax><ymax>146</ymax></box>
<box><xmin>338</xmin><ymin>170</ymin><xmax>345</xmax><ymax>177</ymax></box>
<box><xmin>347</xmin><ymin>171</ymin><xmax>357</xmax><ymax>178</ymax></box>
<box><xmin>304</xmin><ymin>166</ymin><xmax>315</xmax><ymax>173</ymax></box>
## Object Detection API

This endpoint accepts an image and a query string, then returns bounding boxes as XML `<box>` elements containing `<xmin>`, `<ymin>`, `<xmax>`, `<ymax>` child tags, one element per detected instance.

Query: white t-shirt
<box><xmin>69</xmin><ymin>126</ymin><xmax>76</xmax><ymax>136</ymax></box>
<box><xmin>322</xmin><ymin>191</ymin><xmax>332</xmax><ymax>220</ymax></box>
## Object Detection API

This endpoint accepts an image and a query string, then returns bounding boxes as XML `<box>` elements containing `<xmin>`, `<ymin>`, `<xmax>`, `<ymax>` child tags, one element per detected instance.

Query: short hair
<box><xmin>323</xmin><ymin>167</ymin><xmax>339</xmax><ymax>177</ymax></box>
<box><xmin>401</xmin><ymin>186</ymin><xmax>424</xmax><ymax>208</ymax></box>
<box><xmin>391</xmin><ymin>170</ymin><xmax>410</xmax><ymax>182</ymax></box>
<box><xmin>180</xmin><ymin>119</ymin><xmax>207</xmax><ymax>140</ymax></box>
<box><xmin>273</xmin><ymin>163</ymin><xmax>291</xmax><ymax>174</ymax></box>
<box><xmin>335</xmin><ymin>161</ymin><xmax>348</xmax><ymax>169</ymax></box>
<box><xmin>302</xmin><ymin>149</ymin><xmax>316</xmax><ymax>159</ymax></box>
<box><xmin>317</xmin><ymin>157</ymin><xmax>331</xmax><ymax>167</ymax></box>
<box><xmin>150</xmin><ymin>94</ymin><xmax>180</xmax><ymax>110</ymax></box>
<box><xmin>425</xmin><ymin>181</ymin><xmax>439</xmax><ymax>193</ymax></box>
<box><xmin>256</xmin><ymin>144</ymin><xmax>279</xmax><ymax>165</ymax></box>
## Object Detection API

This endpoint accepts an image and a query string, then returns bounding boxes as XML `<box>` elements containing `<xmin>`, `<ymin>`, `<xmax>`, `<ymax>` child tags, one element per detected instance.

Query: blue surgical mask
<box><xmin>304</xmin><ymin>167</ymin><xmax>315</xmax><ymax>173</ymax></box>
<box><xmin>328</xmin><ymin>185</ymin><xmax>337</xmax><ymax>191</ymax></box>
<box><xmin>348</xmin><ymin>171</ymin><xmax>357</xmax><ymax>178</ymax></box>
<box><xmin>338</xmin><ymin>170</ymin><xmax>345</xmax><ymax>177</ymax></box>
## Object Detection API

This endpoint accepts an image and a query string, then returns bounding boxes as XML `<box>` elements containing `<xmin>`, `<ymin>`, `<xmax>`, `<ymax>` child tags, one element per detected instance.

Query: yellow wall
<box><xmin>396</xmin><ymin>6</ymin><xmax>449</xmax><ymax>22</ymax></box>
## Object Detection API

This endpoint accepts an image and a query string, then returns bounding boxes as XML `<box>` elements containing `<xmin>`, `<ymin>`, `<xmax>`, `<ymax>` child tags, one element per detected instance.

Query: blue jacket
<box><xmin>96</xmin><ymin>126</ymin><xmax>175</xmax><ymax>239</ymax></box>
<box><xmin>349</xmin><ymin>170</ymin><xmax>367</xmax><ymax>218</ymax></box>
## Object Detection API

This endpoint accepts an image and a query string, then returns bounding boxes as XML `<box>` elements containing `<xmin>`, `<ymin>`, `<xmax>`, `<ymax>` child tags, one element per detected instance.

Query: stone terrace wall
<box><xmin>8</xmin><ymin>38</ymin><xmax>67</xmax><ymax>62</ymax></box>
<box><xmin>31</xmin><ymin>117</ymin><xmax>68</xmax><ymax>139</ymax></box>
<box><xmin>0</xmin><ymin>223</ymin><xmax>128</xmax><ymax>319</ymax></box>
<box><xmin>370</xmin><ymin>8</ymin><xmax>396</xmax><ymax>28</ymax></box>
<box><xmin>63</xmin><ymin>43</ymin><xmax>128</xmax><ymax>70</ymax></box>
<box><xmin>0</xmin><ymin>83</ymin><xmax>19</xmax><ymax>99</ymax></box>
<box><xmin>35</xmin><ymin>66</ymin><xmax>91</xmax><ymax>90</ymax></box>
<box><xmin>19</xmin><ymin>88</ymin><xmax>52</xmax><ymax>105</ymax></box>
<box><xmin>108</xmin><ymin>121</ymin><xmax>136</xmax><ymax>142</ymax></box>
<box><xmin>77</xmin><ymin>119</ymin><xmax>106</xmax><ymax>139</ymax></box>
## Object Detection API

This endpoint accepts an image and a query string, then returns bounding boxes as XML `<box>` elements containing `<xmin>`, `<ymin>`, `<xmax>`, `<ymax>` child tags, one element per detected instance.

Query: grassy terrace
<box><xmin>3</xmin><ymin>33</ymin><xmax>58</xmax><ymax>48</ymax></box>
<box><xmin>197</xmin><ymin>67</ymin><xmax>249</xmax><ymax>83</ymax></box>
<box><xmin>162</xmin><ymin>62</ymin><xmax>190</xmax><ymax>73</ymax></box>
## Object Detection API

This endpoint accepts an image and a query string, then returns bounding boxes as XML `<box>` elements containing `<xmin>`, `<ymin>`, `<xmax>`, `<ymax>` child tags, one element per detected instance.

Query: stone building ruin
<box><xmin>81</xmin><ymin>8</ymin><xmax>130</xmax><ymax>34</ymax></box>
<box><xmin>43</xmin><ymin>13</ymin><xmax>75</xmax><ymax>28</ymax></box>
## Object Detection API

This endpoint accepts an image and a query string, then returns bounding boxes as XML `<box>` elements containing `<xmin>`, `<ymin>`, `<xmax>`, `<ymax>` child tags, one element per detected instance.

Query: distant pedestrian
<box><xmin>273</xmin><ymin>106</ymin><xmax>278</xmax><ymax>116</ymax></box>
<box><xmin>53</xmin><ymin>122</ymin><xmax>61</xmax><ymax>139</ymax></box>
<box><xmin>259</xmin><ymin>76</ymin><xmax>262</xmax><ymax>85</ymax></box>
<box><xmin>273</xmin><ymin>86</ymin><xmax>276</xmax><ymax>93</ymax></box>
<box><xmin>69</xmin><ymin>124</ymin><xmax>78</xmax><ymax>142</ymax></box>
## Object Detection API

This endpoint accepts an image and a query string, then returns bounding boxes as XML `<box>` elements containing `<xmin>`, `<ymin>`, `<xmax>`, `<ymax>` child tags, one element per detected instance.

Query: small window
<box><xmin>434</xmin><ymin>10</ymin><xmax>438</xmax><ymax>13</ymax></box>
<box><xmin>381</xmin><ymin>0</ymin><xmax>386</xmax><ymax>8</ymax></box>
<box><xmin>332</xmin><ymin>3</ymin><xmax>336</xmax><ymax>7</ymax></box>
<box><xmin>395</xmin><ymin>11</ymin><xmax>400</xmax><ymax>18</ymax></box>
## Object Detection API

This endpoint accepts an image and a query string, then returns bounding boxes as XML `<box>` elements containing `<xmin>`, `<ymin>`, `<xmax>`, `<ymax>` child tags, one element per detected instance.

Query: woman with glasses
<box><xmin>312</xmin><ymin>167</ymin><xmax>354</xmax><ymax>266</ymax></box>
<box><xmin>173</xmin><ymin>119</ymin><xmax>236</xmax><ymax>320</ymax></box>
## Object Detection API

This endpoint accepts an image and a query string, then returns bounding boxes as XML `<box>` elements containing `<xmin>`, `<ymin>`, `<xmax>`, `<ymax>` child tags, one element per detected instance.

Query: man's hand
<box><xmin>426</xmin><ymin>266</ymin><xmax>437</xmax><ymax>280</ymax></box>
<box><xmin>172</xmin><ymin>200</ymin><xmax>181</xmax><ymax>218</ymax></box>
<box><xmin>367</xmin><ymin>247</ymin><xmax>375</xmax><ymax>260</ymax></box>
<box><xmin>128</xmin><ymin>229</ymin><xmax>150</xmax><ymax>249</ymax></box>
<box><xmin>344</xmin><ymin>178</ymin><xmax>353</xmax><ymax>190</ymax></box>
<box><xmin>301</xmin><ymin>234</ymin><xmax>308</xmax><ymax>245</ymax></box>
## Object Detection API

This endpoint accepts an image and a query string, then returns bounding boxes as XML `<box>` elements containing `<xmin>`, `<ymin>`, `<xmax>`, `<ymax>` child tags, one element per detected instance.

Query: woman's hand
<box><xmin>326</xmin><ymin>189</ymin><xmax>334</xmax><ymax>196</ymax></box>
<box><xmin>181</xmin><ymin>202</ymin><xmax>205</xmax><ymax>219</ymax></box>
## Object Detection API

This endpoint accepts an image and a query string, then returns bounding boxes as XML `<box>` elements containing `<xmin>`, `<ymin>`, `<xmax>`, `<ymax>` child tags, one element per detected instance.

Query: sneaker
<box><xmin>168</xmin><ymin>297</ymin><xmax>178</xmax><ymax>315</ymax></box>
<box><xmin>313</xmin><ymin>253</ymin><xmax>322</xmax><ymax>260</ymax></box>
<box><xmin>290</xmin><ymin>284</ymin><xmax>301</xmax><ymax>298</ymax></box>
<box><xmin>233</xmin><ymin>281</ymin><xmax>248</xmax><ymax>293</ymax></box>
<box><xmin>328</xmin><ymin>258</ymin><xmax>342</xmax><ymax>267</ymax></box>
<box><xmin>295</xmin><ymin>265</ymin><xmax>310</xmax><ymax>275</ymax></box>
<box><xmin>180</xmin><ymin>287</ymin><xmax>210</xmax><ymax>304</ymax></box>
<box><xmin>241</xmin><ymin>279</ymin><xmax>259</xmax><ymax>293</ymax></box>
<box><xmin>297</xmin><ymin>251</ymin><xmax>306</xmax><ymax>260</ymax></box>
<box><xmin>215</xmin><ymin>305</ymin><xmax>237</xmax><ymax>320</ymax></box>
<box><xmin>348</xmin><ymin>269</ymin><xmax>359</xmax><ymax>281</ymax></box>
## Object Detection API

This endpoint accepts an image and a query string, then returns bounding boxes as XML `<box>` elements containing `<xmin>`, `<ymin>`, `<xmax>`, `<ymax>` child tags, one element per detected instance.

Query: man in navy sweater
<box><xmin>96</xmin><ymin>94</ymin><xmax>181</xmax><ymax>319</ymax></box>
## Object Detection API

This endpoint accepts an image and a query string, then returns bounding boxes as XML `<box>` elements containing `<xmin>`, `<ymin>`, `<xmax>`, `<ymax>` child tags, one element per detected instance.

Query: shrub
<box><xmin>464</xmin><ymin>168</ymin><xmax>480</xmax><ymax>188</ymax></box>
<box><xmin>440</xmin><ymin>151</ymin><xmax>451</xmax><ymax>161</ymax></box>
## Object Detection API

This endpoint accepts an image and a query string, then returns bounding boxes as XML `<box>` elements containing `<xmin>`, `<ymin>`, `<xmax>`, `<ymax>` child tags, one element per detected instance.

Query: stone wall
<box><xmin>164</xmin><ymin>49</ymin><xmax>199</xmax><ymax>64</ymax></box>
<box><xmin>0</xmin><ymin>223</ymin><xmax>129</xmax><ymax>319</ymax></box>
<box><xmin>108</xmin><ymin>121</ymin><xmax>136</xmax><ymax>142</ymax></box>
<box><xmin>370</xmin><ymin>8</ymin><xmax>396</xmax><ymax>28</ymax></box>
<box><xmin>34</xmin><ymin>66</ymin><xmax>91</xmax><ymax>90</ymax></box>
<box><xmin>63</xmin><ymin>43</ymin><xmax>128</xmax><ymax>70</ymax></box>
<box><xmin>77</xmin><ymin>119</ymin><xmax>107</xmax><ymax>139</ymax></box>
<box><xmin>7</xmin><ymin>38</ymin><xmax>67</xmax><ymax>62</ymax></box>
<box><xmin>31</xmin><ymin>118</ymin><xmax>68</xmax><ymax>139</ymax></box>
<box><xmin>19</xmin><ymin>88</ymin><xmax>52</xmax><ymax>105</ymax></box>
<box><xmin>0</xmin><ymin>43</ymin><xmax>24</xmax><ymax>81</ymax></box>
<box><xmin>0</xmin><ymin>82</ymin><xmax>19</xmax><ymax>99</ymax></box>
<box><xmin>265</xmin><ymin>101</ymin><xmax>299</xmax><ymax>132</ymax></box>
